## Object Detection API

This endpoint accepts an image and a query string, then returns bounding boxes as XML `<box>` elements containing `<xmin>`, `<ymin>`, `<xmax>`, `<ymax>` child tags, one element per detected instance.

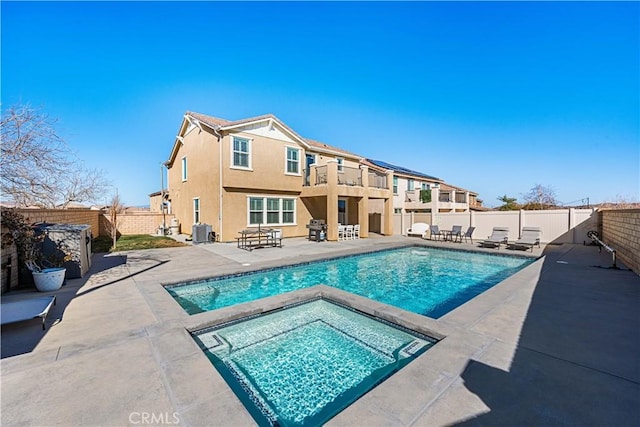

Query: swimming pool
<box><xmin>168</xmin><ymin>246</ymin><xmax>533</xmax><ymax>318</ymax></box>
<box><xmin>193</xmin><ymin>298</ymin><xmax>436</xmax><ymax>426</ymax></box>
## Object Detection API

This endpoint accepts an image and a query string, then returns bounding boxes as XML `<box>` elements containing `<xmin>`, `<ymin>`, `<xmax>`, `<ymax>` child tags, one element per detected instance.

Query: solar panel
<box><xmin>367</xmin><ymin>159</ymin><xmax>440</xmax><ymax>181</ymax></box>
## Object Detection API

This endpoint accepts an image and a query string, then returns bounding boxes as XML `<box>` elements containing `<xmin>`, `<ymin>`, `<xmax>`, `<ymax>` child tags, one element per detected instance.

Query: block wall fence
<box><xmin>600</xmin><ymin>209</ymin><xmax>640</xmax><ymax>275</ymax></box>
<box><xmin>9</xmin><ymin>208</ymin><xmax>174</xmax><ymax>238</ymax></box>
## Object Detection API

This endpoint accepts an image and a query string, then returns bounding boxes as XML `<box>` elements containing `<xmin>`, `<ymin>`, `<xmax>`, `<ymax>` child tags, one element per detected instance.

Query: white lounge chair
<box><xmin>406</xmin><ymin>223</ymin><xmax>429</xmax><ymax>238</ymax></box>
<box><xmin>509</xmin><ymin>227</ymin><xmax>542</xmax><ymax>252</ymax></box>
<box><xmin>480</xmin><ymin>227</ymin><xmax>510</xmax><ymax>249</ymax></box>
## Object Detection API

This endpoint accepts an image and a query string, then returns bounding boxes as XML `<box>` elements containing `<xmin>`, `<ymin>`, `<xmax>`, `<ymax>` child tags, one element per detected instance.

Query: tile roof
<box><xmin>186</xmin><ymin>111</ymin><xmax>363</xmax><ymax>159</ymax></box>
<box><xmin>305</xmin><ymin>138</ymin><xmax>363</xmax><ymax>159</ymax></box>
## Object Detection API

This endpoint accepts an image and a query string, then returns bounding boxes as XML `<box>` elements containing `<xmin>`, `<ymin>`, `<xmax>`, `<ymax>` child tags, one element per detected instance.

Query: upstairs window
<box><xmin>407</xmin><ymin>179</ymin><xmax>415</xmax><ymax>191</ymax></box>
<box><xmin>337</xmin><ymin>158</ymin><xmax>344</xmax><ymax>172</ymax></box>
<box><xmin>393</xmin><ymin>176</ymin><xmax>398</xmax><ymax>194</ymax></box>
<box><xmin>286</xmin><ymin>147</ymin><xmax>301</xmax><ymax>175</ymax></box>
<box><xmin>181</xmin><ymin>157</ymin><xmax>187</xmax><ymax>181</ymax></box>
<box><xmin>232</xmin><ymin>136</ymin><xmax>251</xmax><ymax>169</ymax></box>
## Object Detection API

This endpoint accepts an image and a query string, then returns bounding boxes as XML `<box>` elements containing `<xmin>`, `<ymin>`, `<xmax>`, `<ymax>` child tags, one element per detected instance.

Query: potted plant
<box><xmin>27</xmin><ymin>238</ymin><xmax>72</xmax><ymax>292</ymax></box>
<box><xmin>1</xmin><ymin>208</ymin><xmax>70</xmax><ymax>292</ymax></box>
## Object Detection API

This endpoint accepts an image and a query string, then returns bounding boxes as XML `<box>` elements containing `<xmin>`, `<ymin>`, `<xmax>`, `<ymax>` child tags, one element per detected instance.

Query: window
<box><xmin>337</xmin><ymin>158</ymin><xmax>344</xmax><ymax>172</ymax></box>
<box><xmin>266</xmin><ymin>198</ymin><xmax>280</xmax><ymax>224</ymax></box>
<box><xmin>286</xmin><ymin>147</ymin><xmax>301</xmax><ymax>174</ymax></box>
<box><xmin>422</xmin><ymin>182</ymin><xmax>430</xmax><ymax>190</ymax></box>
<box><xmin>248</xmin><ymin>197</ymin><xmax>296</xmax><ymax>225</ymax></box>
<box><xmin>181</xmin><ymin>157</ymin><xmax>187</xmax><ymax>181</ymax></box>
<box><xmin>232</xmin><ymin>136</ymin><xmax>251</xmax><ymax>169</ymax></box>
<box><xmin>193</xmin><ymin>198</ymin><xmax>200</xmax><ymax>224</ymax></box>
<box><xmin>393</xmin><ymin>176</ymin><xmax>398</xmax><ymax>194</ymax></box>
<box><xmin>282</xmin><ymin>198</ymin><xmax>295</xmax><ymax>223</ymax></box>
<box><xmin>407</xmin><ymin>179</ymin><xmax>415</xmax><ymax>191</ymax></box>
<box><xmin>249</xmin><ymin>197</ymin><xmax>263</xmax><ymax>224</ymax></box>
<box><xmin>394</xmin><ymin>208</ymin><xmax>403</xmax><ymax>214</ymax></box>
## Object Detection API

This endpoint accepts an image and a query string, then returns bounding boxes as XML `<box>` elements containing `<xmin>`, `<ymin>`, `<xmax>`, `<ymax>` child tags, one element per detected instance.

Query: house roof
<box><xmin>168</xmin><ymin>111</ymin><xmax>363</xmax><ymax>165</ymax></box>
<box><xmin>365</xmin><ymin>159</ymin><xmax>441</xmax><ymax>181</ymax></box>
<box><xmin>305</xmin><ymin>138</ymin><xmax>363</xmax><ymax>160</ymax></box>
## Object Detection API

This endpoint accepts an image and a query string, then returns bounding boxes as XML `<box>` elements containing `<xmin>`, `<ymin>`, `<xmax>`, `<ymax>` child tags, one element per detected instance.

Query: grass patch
<box><xmin>92</xmin><ymin>234</ymin><xmax>187</xmax><ymax>252</ymax></box>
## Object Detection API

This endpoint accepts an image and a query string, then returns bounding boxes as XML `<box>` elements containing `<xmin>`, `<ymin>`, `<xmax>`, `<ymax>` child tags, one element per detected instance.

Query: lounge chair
<box><xmin>480</xmin><ymin>227</ymin><xmax>509</xmax><ymax>249</ymax></box>
<box><xmin>459</xmin><ymin>226</ymin><xmax>475</xmax><ymax>243</ymax></box>
<box><xmin>1</xmin><ymin>296</ymin><xmax>56</xmax><ymax>330</ymax></box>
<box><xmin>430</xmin><ymin>225</ymin><xmax>444</xmax><ymax>241</ymax></box>
<box><xmin>406</xmin><ymin>223</ymin><xmax>429</xmax><ymax>238</ymax></box>
<box><xmin>509</xmin><ymin>227</ymin><xmax>542</xmax><ymax>252</ymax></box>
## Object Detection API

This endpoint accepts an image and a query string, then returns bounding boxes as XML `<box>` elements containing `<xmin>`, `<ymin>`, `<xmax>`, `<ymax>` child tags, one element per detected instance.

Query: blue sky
<box><xmin>2</xmin><ymin>1</ymin><xmax>638</xmax><ymax>207</ymax></box>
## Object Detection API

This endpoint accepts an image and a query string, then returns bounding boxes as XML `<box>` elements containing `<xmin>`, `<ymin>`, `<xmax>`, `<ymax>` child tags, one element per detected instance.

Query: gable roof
<box><xmin>167</xmin><ymin>111</ymin><xmax>364</xmax><ymax>165</ymax></box>
<box><xmin>365</xmin><ymin>159</ymin><xmax>442</xmax><ymax>181</ymax></box>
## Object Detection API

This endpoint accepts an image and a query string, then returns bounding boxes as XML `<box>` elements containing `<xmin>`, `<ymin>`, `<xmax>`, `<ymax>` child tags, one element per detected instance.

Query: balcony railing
<box><xmin>315</xmin><ymin>165</ymin><xmax>328</xmax><ymax>185</ymax></box>
<box><xmin>337</xmin><ymin>166</ymin><xmax>362</xmax><ymax>186</ymax></box>
<box><xmin>368</xmin><ymin>170</ymin><xmax>388</xmax><ymax>189</ymax></box>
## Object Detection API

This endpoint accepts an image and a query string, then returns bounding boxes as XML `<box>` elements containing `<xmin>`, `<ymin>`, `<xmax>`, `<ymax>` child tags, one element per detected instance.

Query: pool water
<box><xmin>193</xmin><ymin>299</ymin><xmax>436</xmax><ymax>426</ymax></box>
<box><xmin>169</xmin><ymin>247</ymin><xmax>533</xmax><ymax>318</ymax></box>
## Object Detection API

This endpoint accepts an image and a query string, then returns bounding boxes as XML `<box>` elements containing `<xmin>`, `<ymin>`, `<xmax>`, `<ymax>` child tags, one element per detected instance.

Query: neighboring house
<box><xmin>148</xmin><ymin>190</ymin><xmax>170</xmax><ymax>214</ymax></box>
<box><xmin>364</xmin><ymin>159</ymin><xmax>483</xmax><ymax>214</ymax></box>
<box><xmin>163</xmin><ymin>112</ymin><xmax>395</xmax><ymax>242</ymax></box>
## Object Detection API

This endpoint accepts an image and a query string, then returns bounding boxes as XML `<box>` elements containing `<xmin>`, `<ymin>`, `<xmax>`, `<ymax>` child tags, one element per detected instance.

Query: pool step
<box><xmin>199</xmin><ymin>332</ymin><xmax>229</xmax><ymax>353</ymax></box>
<box><xmin>400</xmin><ymin>339</ymin><xmax>430</xmax><ymax>358</ymax></box>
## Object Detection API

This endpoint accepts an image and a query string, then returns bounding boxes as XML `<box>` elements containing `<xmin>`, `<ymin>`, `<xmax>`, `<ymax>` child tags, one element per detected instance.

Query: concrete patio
<box><xmin>1</xmin><ymin>236</ymin><xmax>638</xmax><ymax>426</ymax></box>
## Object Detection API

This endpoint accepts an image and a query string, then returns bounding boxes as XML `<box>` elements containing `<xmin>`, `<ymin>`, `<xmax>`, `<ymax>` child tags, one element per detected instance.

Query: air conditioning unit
<box><xmin>192</xmin><ymin>224</ymin><xmax>212</xmax><ymax>243</ymax></box>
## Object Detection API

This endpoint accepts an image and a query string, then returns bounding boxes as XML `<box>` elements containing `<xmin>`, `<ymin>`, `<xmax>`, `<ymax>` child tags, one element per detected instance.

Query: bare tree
<box><xmin>1</xmin><ymin>104</ymin><xmax>109</xmax><ymax>208</ymax></box>
<box><xmin>522</xmin><ymin>184</ymin><xmax>558</xmax><ymax>210</ymax></box>
<box><xmin>106</xmin><ymin>191</ymin><xmax>125</xmax><ymax>250</ymax></box>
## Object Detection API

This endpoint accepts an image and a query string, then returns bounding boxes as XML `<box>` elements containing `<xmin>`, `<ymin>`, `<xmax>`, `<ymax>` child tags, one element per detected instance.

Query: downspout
<box><xmin>211</xmin><ymin>126</ymin><xmax>223</xmax><ymax>241</ymax></box>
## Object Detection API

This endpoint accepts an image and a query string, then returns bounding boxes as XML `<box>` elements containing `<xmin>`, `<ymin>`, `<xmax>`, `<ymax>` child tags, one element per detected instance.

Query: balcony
<box><xmin>404</xmin><ymin>189</ymin><xmax>434</xmax><ymax>210</ymax></box>
<box><xmin>301</xmin><ymin>163</ymin><xmax>391</xmax><ymax>199</ymax></box>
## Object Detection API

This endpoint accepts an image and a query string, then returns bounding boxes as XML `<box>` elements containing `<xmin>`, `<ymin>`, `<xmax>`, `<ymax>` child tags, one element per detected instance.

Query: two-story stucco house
<box><xmin>164</xmin><ymin>112</ymin><xmax>395</xmax><ymax>242</ymax></box>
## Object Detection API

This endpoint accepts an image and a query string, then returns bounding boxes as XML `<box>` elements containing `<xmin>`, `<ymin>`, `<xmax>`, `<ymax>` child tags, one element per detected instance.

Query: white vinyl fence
<box><xmin>396</xmin><ymin>208</ymin><xmax>597</xmax><ymax>244</ymax></box>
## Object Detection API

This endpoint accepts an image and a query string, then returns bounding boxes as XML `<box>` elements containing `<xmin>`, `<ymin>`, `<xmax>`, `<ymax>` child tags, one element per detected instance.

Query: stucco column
<box><xmin>326</xmin><ymin>160</ymin><xmax>339</xmax><ymax>241</ymax></box>
<box><xmin>383</xmin><ymin>169</ymin><xmax>394</xmax><ymax>235</ymax></box>
<box><xmin>359</xmin><ymin>165</ymin><xmax>370</xmax><ymax>238</ymax></box>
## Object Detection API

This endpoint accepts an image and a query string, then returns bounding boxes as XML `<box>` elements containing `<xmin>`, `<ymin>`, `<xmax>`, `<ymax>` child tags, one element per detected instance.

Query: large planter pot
<box><xmin>32</xmin><ymin>268</ymin><xmax>66</xmax><ymax>292</ymax></box>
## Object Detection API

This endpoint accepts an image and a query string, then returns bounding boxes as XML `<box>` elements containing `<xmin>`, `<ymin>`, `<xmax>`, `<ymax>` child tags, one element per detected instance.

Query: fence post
<box><xmin>569</xmin><ymin>208</ymin><xmax>575</xmax><ymax>243</ymax></box>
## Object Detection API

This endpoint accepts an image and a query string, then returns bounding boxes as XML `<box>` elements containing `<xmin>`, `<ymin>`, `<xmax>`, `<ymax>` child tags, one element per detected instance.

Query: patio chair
<box><xmin>353</xmin><ymin>224</ymin><xmax>360</xmax><ymax>239</ymax></box>
<box><xmin>480</xmin><ymin>227</ymin><xmax>509</xmax><ymax>249</ymax></box>
<box><xmin>406</xmin><ymin>222</ymin><xmax>429</xmax><ymax>238</ymax></box>
<box><xmin>459</xmin><ymin>226</ymin><xmax>476</xmax><ymax>243</ymax></box>
<box><xmin>508</xmin><ymin>227</ymin><xmax>542</xmax><ymax>252</ymax></box>
<box><xmin>430</xmin><ymin>225</ymin><xmax>443</xmax><ymax>241</ymax></box>
<box><xmin>338</xmin><ymin>224</ymin><xmax>346</xmax><ymax>241</ymax></box>
<box><xmin>345</xmin><ymin>225</ymin><xmax>354</xmax><ymax>240</ymax></box>
<box><xmin>450</xmin><ymin>225</ymin><xmax>463</xmax><ymax>242</ymax></box>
